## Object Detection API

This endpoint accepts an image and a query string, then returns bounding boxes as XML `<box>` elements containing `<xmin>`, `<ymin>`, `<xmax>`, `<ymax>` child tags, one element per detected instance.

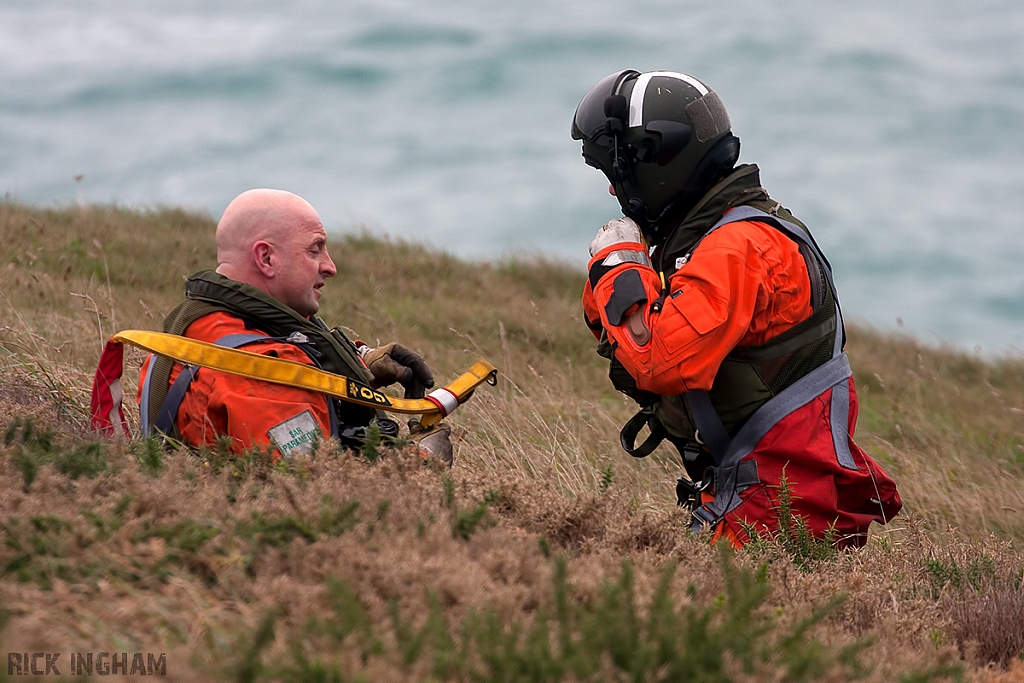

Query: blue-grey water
<box><xmin>3</xmin><ymin>0</ymin><xmax>1024</xmax><ymax>355</ymax></box>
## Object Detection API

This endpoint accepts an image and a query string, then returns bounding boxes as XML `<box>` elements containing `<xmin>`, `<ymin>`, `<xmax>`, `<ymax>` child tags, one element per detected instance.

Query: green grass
<box><xmin>233</xmin><ymin>547</ymin><xmax>960</xmax><ymax>683</ymax></box>
<box><xmin>5</xmin><ymin>418</ymin><xmax>107</xmax><ymax>490</ymax></box>
<box><xmin>0</xmin><ymin>413</ymin><xmax>999</xmax><ymax>680</ymax></box>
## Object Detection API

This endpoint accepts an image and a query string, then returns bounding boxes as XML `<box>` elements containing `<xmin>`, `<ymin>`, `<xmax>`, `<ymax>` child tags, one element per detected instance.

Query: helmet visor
<box><xmin>571</xmin><ymin>69</ymin><xmax>638</xmax><ymax>141</ymax></box>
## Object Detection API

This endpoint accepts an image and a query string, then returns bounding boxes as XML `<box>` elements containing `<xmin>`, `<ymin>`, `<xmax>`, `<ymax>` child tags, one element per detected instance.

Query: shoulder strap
<box><xmin>683</xmin><ymin>206</ymin><xmax>848</xmax><ymax>463</ymax></box>
<box><xmin>145</xmin><ymin>300</ymin><xmax>224</xmax><ymax>431</ymax></box>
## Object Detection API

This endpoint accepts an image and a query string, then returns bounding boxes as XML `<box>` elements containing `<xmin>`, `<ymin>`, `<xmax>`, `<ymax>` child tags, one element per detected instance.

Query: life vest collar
<box><xmin>654</xmin><ymin>163</ymin><xmax>769</xmax><ymax>271</ymax></box>
<box><xmin>142</xmin><ymin>271</ymin><xmax>378</xmax><ymax>438</ymax></box>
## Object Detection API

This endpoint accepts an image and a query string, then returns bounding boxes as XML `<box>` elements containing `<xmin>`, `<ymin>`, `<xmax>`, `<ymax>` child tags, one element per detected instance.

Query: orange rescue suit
<box><xmin>137</xmin><ymin>311</ymin><xmax>336</xmax><ymax>460</ymax></box>
<box><xmin>583</xmin><ymin>219</ymin><xmax>813</xmax><ymax>392</ymax></box>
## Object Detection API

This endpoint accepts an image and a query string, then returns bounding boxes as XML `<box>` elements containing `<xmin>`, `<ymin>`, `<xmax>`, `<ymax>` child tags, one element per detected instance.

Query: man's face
<box><xmin>268</xmin><ymin>216</ymin><xmax>337</xmax><ymax>317</ymax></box>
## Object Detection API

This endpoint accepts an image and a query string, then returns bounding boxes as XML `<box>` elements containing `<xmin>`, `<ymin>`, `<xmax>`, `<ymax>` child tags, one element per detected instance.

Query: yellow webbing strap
<box><xmin>113</xmin><ymin>330</ymin><xmax>497</xmax><ymax>428</ymax></box>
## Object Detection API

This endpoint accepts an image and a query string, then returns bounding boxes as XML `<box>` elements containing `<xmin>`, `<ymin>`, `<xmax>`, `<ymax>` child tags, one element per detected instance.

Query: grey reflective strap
<box><xmin>714</xmin><ymin>208</ymin><xmax>854</xmax><ymax>469</ymax></box>
<box><xmin>602</xmin><ymin>249</ymin><xmax>652</xmax><ymax>268</ymax></box>
<box><xmin>215</xmin><ymin>333</ymin><xmax>277</xmax><ymax>348</ymax></box>
<box><xmin>704</xmin><ymin>353</ymin><xmax>853</xmax><ymax>521</ymax></box>
<box><xmin>690</xmin><ymin>460</ymin><xmax>760</xmax><ymax>536</ymax></box>
<box><xmin>690</xmin><ymin>504</ymin><xmax>717</xmax><ymax>534</ymax></box>
<box><xmin>684</xmin><ymin>390</ymin><xmax>731</xmax><ymax>464</ymax></box>
<box><xmin>830</xmin><ymin>378</ymin><xmax>858</xmax><ymax>469</ymax></box>
<box><xmin>153</xmin><ymin>365</ymin><xmax>199</xmax><ymax>436</ymax></box>
<box><xmin>139</xmin><ymin>354</ymin><xmax>156</xmax><ymax>436</ymax></box>
<box><xmin>150</xmin><ymin>333</ymin><xmax>268</xmax><ymax>437</ymax></box>
<box><xmin>728</xmin><ymin>354</ymin><xmax>852</xmax><ymax>460</ymax></box>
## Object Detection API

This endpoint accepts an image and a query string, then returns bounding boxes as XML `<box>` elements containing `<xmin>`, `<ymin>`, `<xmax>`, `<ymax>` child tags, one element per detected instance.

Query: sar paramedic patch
<box><xmin>267</xmin><ymin>410</ymin><xmax>321</xmax><ymax>458</ymax></box>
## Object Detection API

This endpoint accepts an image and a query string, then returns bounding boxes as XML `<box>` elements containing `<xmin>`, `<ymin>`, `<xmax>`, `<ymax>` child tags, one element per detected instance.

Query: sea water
<box><xmin>2</xmin><ymin>0</ymin><xmax>1023</xmax><ymax>354</ymax></box>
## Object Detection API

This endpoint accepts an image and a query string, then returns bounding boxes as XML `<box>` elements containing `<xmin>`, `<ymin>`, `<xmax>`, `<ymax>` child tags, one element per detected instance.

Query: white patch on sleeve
<box><xmin>267</xmin><ymin>410</ymin><xmax>322</xmax><ymax>458</ymax></box>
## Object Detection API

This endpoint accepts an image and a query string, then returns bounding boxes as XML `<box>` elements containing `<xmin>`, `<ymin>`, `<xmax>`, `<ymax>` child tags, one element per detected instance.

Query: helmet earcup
<box><xmin>573</xmin><ymin>70</ymin><xmax>738</xmax><ymax>245</ymax></box>
<box><xmin>643</xmin><ymin>121</ymin><xmax>693</xmax><ymax>166</ymax></box>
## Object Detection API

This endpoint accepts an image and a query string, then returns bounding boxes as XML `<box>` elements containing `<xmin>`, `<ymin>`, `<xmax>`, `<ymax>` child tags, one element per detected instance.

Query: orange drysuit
<box><xmin>583</xmin><ymin>206</ymin><xmax>902</xmax><ymax>548</ymax></box>
<box><xmin>583</xmin><ymin>218</ymin><xmax>813</xmax><ymax>392</ymax></box>
<box><xmin>137</xmin><ymin>312</ymin><xmax>335</xmax><ymax>460</ymax></box>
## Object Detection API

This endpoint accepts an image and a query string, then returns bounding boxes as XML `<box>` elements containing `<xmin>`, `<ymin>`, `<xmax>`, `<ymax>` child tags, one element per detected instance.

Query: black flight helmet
<box><xmin>572</xmin><ymin>70</ymin><xmax>739</xmax><ymax>244</ymax></box>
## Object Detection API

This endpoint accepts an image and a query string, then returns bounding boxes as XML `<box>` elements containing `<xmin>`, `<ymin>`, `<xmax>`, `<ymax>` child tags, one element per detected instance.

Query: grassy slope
<box><xmin>1</xmin><ymin>202</ymin><xmax>1023</xmax><ymax>681</ymax></box>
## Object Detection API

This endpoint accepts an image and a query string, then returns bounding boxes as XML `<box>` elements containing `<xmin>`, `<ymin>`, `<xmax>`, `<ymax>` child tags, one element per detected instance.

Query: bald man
<box><xmin>136</xmin><ymin>189</ymin><xmax>451</xmax><ymax>463</ymax></box>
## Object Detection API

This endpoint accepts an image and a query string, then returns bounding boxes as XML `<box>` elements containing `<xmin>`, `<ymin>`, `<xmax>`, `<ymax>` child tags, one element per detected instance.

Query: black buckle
<box><xmin>675</xmin><ymin>466</ymin><xmax>715</xmax><ymax>511</ymax></box>
<box><xmin>689</xmin><ymin>503</ymin><xmax>718</xmax><ymax>532</ymax></box>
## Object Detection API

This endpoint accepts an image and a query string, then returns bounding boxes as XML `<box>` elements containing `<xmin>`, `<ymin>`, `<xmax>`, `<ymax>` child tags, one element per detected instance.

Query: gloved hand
<box><xmin>408</xmin><ymin>419</ymin><xmax>453</xmax><ymax>466</ymax></box>
<box><xmin>589</xmin><ymin>216</ymin><xmax>643</xmax><ymax>257</ymax></box>
<box><xmin>362</xmin><ymin>343</ymin><xmax>434</xmax><ymax>398</ymax></box>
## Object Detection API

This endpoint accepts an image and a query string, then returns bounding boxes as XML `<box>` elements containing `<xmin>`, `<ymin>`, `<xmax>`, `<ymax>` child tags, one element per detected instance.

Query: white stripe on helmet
<box><xmin>627</xmin><ymin>71</ymin><xmax>709</xmax><ymax>128</ymax></box>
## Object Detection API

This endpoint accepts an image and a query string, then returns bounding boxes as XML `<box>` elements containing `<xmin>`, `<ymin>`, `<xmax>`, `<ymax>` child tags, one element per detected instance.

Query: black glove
<box><xmin>363</xmin><ymin>343</ymin><xmax>434</xmax><ymax>398</ymax></box>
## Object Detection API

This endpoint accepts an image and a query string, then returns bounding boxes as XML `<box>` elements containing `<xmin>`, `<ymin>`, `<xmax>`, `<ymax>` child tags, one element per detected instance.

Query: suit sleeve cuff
<box><xmin>587</xmin><ymin>242</ymin><xmax>651</xmax><ymax>291</ymax></box>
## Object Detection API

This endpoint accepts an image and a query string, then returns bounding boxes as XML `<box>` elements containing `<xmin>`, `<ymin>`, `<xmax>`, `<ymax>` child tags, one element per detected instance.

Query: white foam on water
<box><xmin>2</xmin><ymin>0</ymin><xmax>1024</xmax><ymax>353</ymax></box>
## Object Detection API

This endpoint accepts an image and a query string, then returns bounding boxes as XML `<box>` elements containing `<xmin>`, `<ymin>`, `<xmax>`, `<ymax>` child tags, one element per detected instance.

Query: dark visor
<box><xmin>571</xmin><ymin>69</ymin><xmax>639</xmax><ymax>141</ymax></box>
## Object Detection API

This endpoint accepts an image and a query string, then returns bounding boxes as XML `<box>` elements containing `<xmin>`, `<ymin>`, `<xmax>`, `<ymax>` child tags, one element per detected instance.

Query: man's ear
<box><xmin>252</xmin><ymin>240</ymin><xmax>275</xmax><ymax>278</ymax></box>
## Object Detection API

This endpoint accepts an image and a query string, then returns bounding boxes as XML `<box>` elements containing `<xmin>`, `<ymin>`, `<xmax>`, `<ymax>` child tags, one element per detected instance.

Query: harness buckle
<box><xmin>689</xmin><ymin>504</ymin><xmax>718</xmax><ymax>534</ymax></box>
<box><xmin>675</xmin><ymin>466</ymin><xmax>715</xmax><ymax>511</ymax></box>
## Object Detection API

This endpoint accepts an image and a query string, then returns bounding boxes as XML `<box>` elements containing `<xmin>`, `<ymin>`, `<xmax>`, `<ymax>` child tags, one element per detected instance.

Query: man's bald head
<box><xmin>216</xmin><ymin>189</ymin><xmax>320</xmax><ymax>265</ymax></box>
<box><xmin>215</xmin><ymin>189</ymin><xmax>337</xmax><ymax>316</ymax></box>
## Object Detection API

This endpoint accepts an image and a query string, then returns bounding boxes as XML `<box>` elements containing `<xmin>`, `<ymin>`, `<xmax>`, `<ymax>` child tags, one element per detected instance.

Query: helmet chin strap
<box><xmin>605</xmin><ymin>133</ymin><xmax>685</xmax><ymax>245</ymax></box>
<box><xmin>615</xmin><ymin>189</ymin><xmax>669</xmax><ymax>245</ymax></box>
<box><xmin>606</xmin><ymin>138</ymin><xmax>655</xmax><ymax>235</ymax></box>
<box><xmin>607</xmin><ymin>180</ymin><xmax>663</xmax><ymax>244</ymax></box>
<box><xmin>614</xmin><ymin>133</ymin><xmax>743</xmax><ymax>248</ymax></box>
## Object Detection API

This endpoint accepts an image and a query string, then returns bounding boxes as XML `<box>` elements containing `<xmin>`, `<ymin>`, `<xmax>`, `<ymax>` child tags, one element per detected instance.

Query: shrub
<box><xmin>744</xmin><ymin>471</ymin><xmax>838</xmax><ymax>570</ymax></box>
<box><xmin>3</xmin><ymin>417</ymin><xmax>107</xmax><ymax>490</ymax></box>
<box><xmin>239</xmin><ymin>546</ymin><xmax>880</xmax><ymax>682</ymax></box>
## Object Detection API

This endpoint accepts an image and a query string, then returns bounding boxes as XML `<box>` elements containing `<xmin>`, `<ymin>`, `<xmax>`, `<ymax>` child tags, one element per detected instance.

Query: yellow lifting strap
<box><xmin>113</xmin><ymin>330</ymin><xmax>497</xmax><ymax>428</ymax></box>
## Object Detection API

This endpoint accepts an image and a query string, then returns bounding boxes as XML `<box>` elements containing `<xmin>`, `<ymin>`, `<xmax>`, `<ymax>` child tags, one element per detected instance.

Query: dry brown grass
<box><xmin>1</xmin><ymin>201</ymin><xmax>1023</xmax><ymax>680</ymax></box>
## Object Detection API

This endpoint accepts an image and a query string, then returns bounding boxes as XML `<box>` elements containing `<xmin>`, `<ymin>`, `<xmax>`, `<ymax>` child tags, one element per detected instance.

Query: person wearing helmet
<box><xmin>573</xmin><ymin>70</ymin><xmax>901</xmax><ymax>548</ymax></box>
